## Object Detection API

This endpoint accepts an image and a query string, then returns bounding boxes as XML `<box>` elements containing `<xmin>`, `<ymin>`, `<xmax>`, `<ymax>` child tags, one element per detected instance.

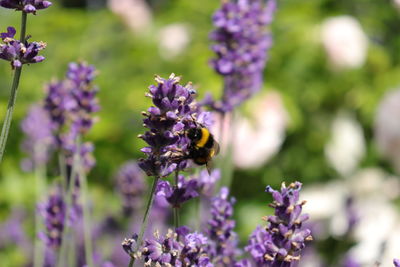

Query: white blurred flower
<box><xmin>325</xmin><ymin>112</ymin><xmax>366</xmax><ymax>176</ymax></box>
<box><xmin>375</xmin><ymin>89</ymin><xmax>400</xmax><ymax>174</ymax></box>
<box><xmin>108</xmin><ymin>0</ymin><xmax>152</xmax><ymax>33</ymax></box>
<box><xmin>321</xmin><ymin>16</ymin><xmax>368</xmax><ymax>68</ymax></box>
<box><xmin>231</xmin><ymin>91</ymin><xmax>289</xmax><ymax>169</ymax></box>
<box><xmin>158</xmin><ymin>24</ymin><xmax>191</xmax><ymax>60</ymax></box>
<box><xmin>302</xmin><ymin>168</ymin><xmax>400</xmax><ymax>266</ymax></box>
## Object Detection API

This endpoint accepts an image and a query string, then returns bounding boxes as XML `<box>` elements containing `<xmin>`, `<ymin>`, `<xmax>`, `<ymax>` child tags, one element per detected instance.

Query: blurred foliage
<box><xmin>1</xmin><ymin>0</ymin><xmax>400</xmax><ymax>265</ymax></box>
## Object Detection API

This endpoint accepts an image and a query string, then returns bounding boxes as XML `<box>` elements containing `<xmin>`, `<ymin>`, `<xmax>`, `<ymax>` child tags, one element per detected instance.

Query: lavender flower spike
<box><xmin>207</xmin><ymin>187</ymin><xmax>238</xmax><ymax>266</ymax></box>
<box><xmin>20</xmin><ymin>104</ymin><xmax>54</xmax><ymax>170</ymax></box>
<box><xmin>246</xmin><ymin>182</ymin><xmax>312</xmax><ymax>267</ymax></box>
<box><xmin>38</xmin><ymin>187</ymin><xmax>66</xmax><ymax>249</ymax></box>
<box><xmin>156</xmin><ymin>174</ymin><xmax>199</xmax><ymax>208</ymax></box>
<box><xmin>0</xmin><ymin>26</ymin><xmax>46</xmax><ymax>69</ymax></box>
<box><xmin>209</xmin><ymin>0</ymin><xmax>276</xmax><ymax>112</ymax></box>
<box><xmin>140</xmin><ymin>227</ymin><xmax>213</xmax><ymax>267</ymax></box>
<box><xmin>394</xmin><ymin>259</ymin><xmax>400</xmax><ymax>267</ymax></box>
<box><xmin>116</xmin><ymin>161</ymin><xmax>147</xmax><ymax>215</ymax></box>
<box><xmin>0</xmin><ymin>0</ymin><xmax>52</xmax><ymax>13</ymax></box>
<box><xmin>138</xmin><ymin>73</ymin><xmax>198</xmax><ymax>177</ymax></box>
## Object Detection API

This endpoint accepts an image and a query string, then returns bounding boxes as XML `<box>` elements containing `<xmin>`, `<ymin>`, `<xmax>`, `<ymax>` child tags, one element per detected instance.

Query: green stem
<box><xmin>79</xmin><ymin>161</ymin><xmax>94</xmax><ymax>267</ymax></box>
<box><xmin>57</xmin><ymin>144</ymin><xmax>81</xmax><ymax>267</ymax></box>
<box><xmin>33</xmin><ymin>145</ymin><xmax>47</xmax><ymax>267</ymax></box>
<box><xmin>129</xmin><ymin>175</ymin><xmax>160</xmax><ymax>267</ymax></box>
<box><xmin>0</xmin><ymin>12</ymin><xmax>27</xmax><ymax>164</ymax></box>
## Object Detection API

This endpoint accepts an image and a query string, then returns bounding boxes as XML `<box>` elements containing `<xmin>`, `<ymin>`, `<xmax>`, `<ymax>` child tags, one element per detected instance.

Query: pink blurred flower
<box><xmin>108</xmin><ymin>0</ymin><xmax>152</xmax><ymax>33</ymax></box>
<box><xmin>213</xmin><ymin>92</ymin><xmax>288</xmax><ymax>169</ymax></box>
<box><xmin>321</xmin><ymin>16</ymin><xmax>368</xmax><ymax>69</ymax></box>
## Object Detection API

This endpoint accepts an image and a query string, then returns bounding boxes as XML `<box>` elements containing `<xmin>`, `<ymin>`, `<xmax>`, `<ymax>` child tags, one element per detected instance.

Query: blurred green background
<box><xmin>1</xmin><ymin>0</ymin><xmax>400</xmax><ymax>265</ymax></box>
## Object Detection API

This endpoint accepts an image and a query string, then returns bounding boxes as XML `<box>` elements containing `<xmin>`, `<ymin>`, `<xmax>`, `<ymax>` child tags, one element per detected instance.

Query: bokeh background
<box><xmin>1</xmin><ymin>0</ymin><xmax>400</xmax><ymax>266</ymax></box>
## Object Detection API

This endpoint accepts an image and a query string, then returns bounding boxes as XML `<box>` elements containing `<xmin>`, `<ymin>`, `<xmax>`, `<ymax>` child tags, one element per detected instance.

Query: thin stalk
<box><xmin>129</xmin><ymin>175</ymin><xmax>160</xmax><ymax>267</ymax></box>
<box><xmin>33</xmin><ymin>145</ymin><xmax>47</xmax><ymax>267</ymax></box>
<box><xmin>58</xmin><ymin>154</ymin><xmax>67</xmax><ymax>191</ymax></box>
<box><xmin>57</xmin><ymin>145</ymin><xmax>80</xmax><ymax>267</ymax></box>
<box><xmin>79</xmin><ymin>162</ymin><xmax>94</xmax><ymax>267</ymax></box>
<box><xmin>217</xmin><ymin>112</ymin><xmax>235</xmax><ymax>189</ymax></box>
<box><xmin>173</xmin><ymin>171</ymin><xmax>180</xmax><ymax>229</ymax></box>
<box><xmin>0</xmin><ymin>12</ymin><xmax>27</xmax><ymax>163</ymax></box>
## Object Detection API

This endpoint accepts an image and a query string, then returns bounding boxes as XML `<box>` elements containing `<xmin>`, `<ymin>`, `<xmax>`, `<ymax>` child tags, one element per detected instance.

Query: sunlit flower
<box><xmin>0</xmin><ymin>0</ymin><xmax>51</xmax><ymax>13</ymax></box>
<box><xmin>246</xmin><ymin>182</ymin><xmax>312</xmax><ymax>266</ymax></box>
<box><xmin>0</xmin><ymin>26</ymin><xmax>46</xmax><ymax>69</ymax></box>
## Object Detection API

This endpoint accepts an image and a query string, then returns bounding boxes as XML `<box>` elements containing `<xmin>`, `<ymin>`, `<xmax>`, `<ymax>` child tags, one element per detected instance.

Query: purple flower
<box><xmin>234</xmin><ymin>259</ymin><xmax>252</xmax><ymax>267</ymax></box>
<box><xmin>138</xmin><ymin>73</ymin><xmax>199</xmax><ymax>177</ymax></box>
<box><xmin>209</xmin><ymin>0</ymin><xmax>276</xmax><ymax>112</ymax></box>
<box><xmin>207</xmin><ymin>187</ymin><xmax>238</xmax><ymax>266</ymax></box>
<box><xmin>156</xmin><ymin>174</ymin><xmax>199</xmax><ymax>208</ymax></box>
<box><xmin>20</xmin><ymin>104</ymin><xmax>54</xmax><ymax>170</ymax></box>
<box><xmin>38</xmin><ymin>187</ymin><xmax>66</xmax><ymax>249</ymax></box>
<box><xmin>342</xmin><ymin>255</ymin><xmax>361</xmax><ymax>267</ymax></box>
<box><xmin>43</xmin><ymin>62</ymin><xmax>99</xmax><ymax>173</ymax></box>
<box><xmin>0</xmin><ymin>0</ymin><xmax>52</xmax><ymax>13</ymax></box>
<box><xmin>180</xmin><ymin>231</ymin><xmax>213</xmax><ymax>267</ymax></box>
<box><xmin>246</xmin><ymin>182</ymin><xmax>312</xmax><ymax>266</ymax></box>
<box><xmin>0</xmin><ymin>26</ymin><xmax>46</xmax><ymax>69</ymax></box>
<box><xmin>141</xmin><ymin>228</ymin><xmax>213</xmax><ymax>267</ymax></box>
<box><xmin>394</xmin><ymin>259</ymin><xmax>400</xmax><ymax>267</ymax></box>
<box><xmin>116</xmin><ymin>161</ymin><xmax>147</xmax><ymax>215</ymax></box>
<box><xmin>141</xmin><ymin>229</ymin><xmax>183</xmax><ymax>266</ymax></box>
<box><xmin>195</xmin><ymin>169</ymin><xmax>220</xmax><ymax>196</ymax></box>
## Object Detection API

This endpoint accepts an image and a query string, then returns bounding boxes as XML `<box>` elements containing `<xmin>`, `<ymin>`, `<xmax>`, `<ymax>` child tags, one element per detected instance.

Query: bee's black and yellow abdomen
<box><xmin>187</xmin><ymin>126</ymin><xmax>220</xmax><ymax>169</ymax></box>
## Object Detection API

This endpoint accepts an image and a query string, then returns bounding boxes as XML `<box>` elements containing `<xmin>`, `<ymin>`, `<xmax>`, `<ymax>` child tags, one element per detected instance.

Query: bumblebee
<box><xmin>187</xmin><ymin>126</ymin><xmax>220</xmax><ymax>174</ymax></box>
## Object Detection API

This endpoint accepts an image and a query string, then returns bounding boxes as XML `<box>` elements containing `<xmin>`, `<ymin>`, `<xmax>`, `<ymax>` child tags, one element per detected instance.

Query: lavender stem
<box><xmin>129</xmin><ymin>175</ymin><xmax>160</xmax><ymax>267</ymax></box>
<box><xmin>33</xmin><ymin>145</ymin><xmax>46</xmax><ymax>267</ymax></box>
<box><xmin>79</xmin><ymin>158</ymin><xmax>94</xmax><ymax>267</ymax></box>
<box><xmin>57</xmin><ymin>142</ymin><xmax>81</xmax><ymax>267</ymax></box>
<box><xmin>0</xmin><ymin>12</ymin><xmax>27</xmax><ymax>163</ymax></box>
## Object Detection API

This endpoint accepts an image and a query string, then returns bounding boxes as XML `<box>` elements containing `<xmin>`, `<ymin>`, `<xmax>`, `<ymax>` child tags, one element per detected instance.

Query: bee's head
<box><xmin>187</xmin><ymin>127</ymin><xmax>202</xmax><ymax>141</ymax></box>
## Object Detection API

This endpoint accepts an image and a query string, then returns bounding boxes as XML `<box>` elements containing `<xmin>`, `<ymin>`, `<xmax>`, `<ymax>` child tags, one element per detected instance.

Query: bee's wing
<box><xmin>206</xmin><ymin>161</ymin><xmax>213</xmax><ymax>175</ymax></box>
<box><xmin>212</xmin><ymin>140</ymin><xmax>220</xmax><ymax>156</ymax></box>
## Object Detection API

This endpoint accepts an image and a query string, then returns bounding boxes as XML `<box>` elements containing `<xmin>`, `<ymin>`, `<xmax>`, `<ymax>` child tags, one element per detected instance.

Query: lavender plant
<box><xmin>207</xmin><ymin>187</ymin><xmax>238</xmax><ymax>266</ymax></box>
<box><xmin>116</xmin><ymin>161</ymin><xmax>147</xmax><ymax>216</ymax></box>
<box><xmin>140</xmin><ymin>227</ymin><xmax>212</xmax><ymax>267</ymax></box>
<box><xmin>246</xmin><ymin>182</ymin><xmax>312</xmax><ymax>266</ymax></box>
<box><xmin>127</xmin><ymin>73</ymin><xmax>202</xmax><ymax>266</ymax></box>
<box><xmin>0</xmin><ymin>0</ymin><xmax>51</xmax><ymax>163</ymax></box>
<box><xmin>208</xmin><ymin>0</ymin><xmax>276</xmax><ymax>112</ymax></box>
<box><xmin>39</xmin><ymin>186</ymin><xmax>66</xmax><ymax>249</ymax></box>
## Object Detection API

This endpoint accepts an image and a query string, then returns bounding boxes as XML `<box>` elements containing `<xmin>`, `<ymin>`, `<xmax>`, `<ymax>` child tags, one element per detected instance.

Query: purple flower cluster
<box><xmin>0</xmin><ymin>26</ymin><xmax>46</xmax><ymax>69</ymax></box>
<box><xmin>156</xmin><ymin>174</ymin><xmax>199</xmax><ymax>208</ymax></box>
<box><xmin>156</xmin><ymin>169</ymin><xmax>220</xmax><ymax>208</ymax></box>
<box><xmin>20</xmin><ymin>104</ymin><xmax>53</xmax><ymax>170</ymax></box>
<box><xmin>394</xmin><ymin>259</ymin><xmax>400</xmax><ymax>267</ymax></box>
<box><xmin>38</xmin><ymin>187</ymin><xmax>66</xmax><ymax>249</ymax></box>
<box><xmin>43</xmin><ymin>62</ymin><xmax>99</xmax><ymax>172</ymax></box>
<box><xmin>138</xmin><ymin>73</ymin><xmax>198</xmax><ymax>177</ymax></box>
<box><xmin>0</xmin><ymin>0</ymin><xmax>51</xmax><ymax>13</ymax></box>
<box><xmin>246</xmin><ymin>182</ymin><xmax>312</xmax><ymax>266</ymax></box>
<box><xmin>141</xmin><ymin>227</ymin><xmax>212</xmax><ymax>267</ymax></box>
<box><xmin>209</xmin><ymin>0</ymin><xmax>276</xmax><ymax>112</ymax></box>
<box><xmin>116</xmin><ymin>161</ymin><xmax>147</xmax><ymax>215</ymax></box>
<box><xmin>207</xmin><ymin>187</ymin><xmax>238</xmax><ymax>266</ymax></box>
